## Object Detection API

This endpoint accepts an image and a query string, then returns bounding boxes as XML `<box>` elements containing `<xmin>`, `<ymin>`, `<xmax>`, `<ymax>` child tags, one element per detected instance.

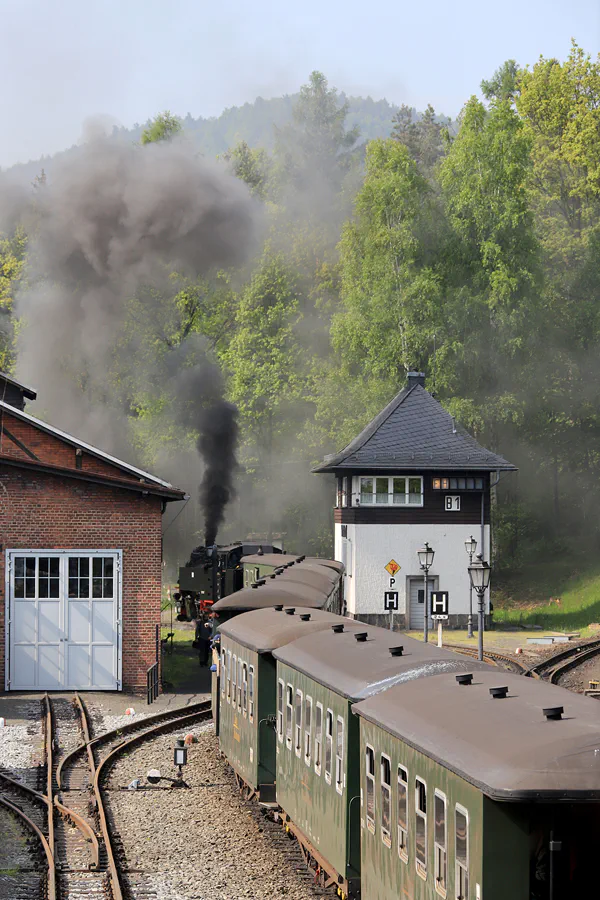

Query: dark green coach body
<box><xmin>272</xmin><ymin>624</ymin><xmax>486</xmax><ymax>897</ymax></box>
<box><xmin>218</xmin><ymin>608</ymin><xmax>358</xmax><ymax>801</ymax></box>
<box><xmin>353</xmin><ymin>669</ymin><xmax>600</xmax><ymax>899</ymax></box>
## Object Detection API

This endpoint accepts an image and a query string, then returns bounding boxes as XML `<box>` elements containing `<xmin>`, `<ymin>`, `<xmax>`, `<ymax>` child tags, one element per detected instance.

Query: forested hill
<box><xmin>4</xmin><ymin>92</ymin><xmax>427</xmax><ymax>179</ymax></box>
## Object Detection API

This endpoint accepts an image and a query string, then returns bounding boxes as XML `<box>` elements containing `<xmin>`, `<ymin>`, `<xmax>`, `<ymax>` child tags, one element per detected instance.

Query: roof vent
<box><xmin>354</xmin><ymin>632</ymin><xmax>368</xmax><ymax>642</ymax></box>
<box><xmin>407</xmin><ymin>371</ymin><xmax>426</xmax><ymax>389</ymax></box>
<box><xmin>332</xmin><ymin>624</ymin><xmax>344</xmax><ymax>633</ymax></box>
<box><xmin>456</xmin><ymin>674</ymin><xmax>473</xmax><ymax>686</ymax></box>
<box><xmin>543</xmin><ymin>706</ymin><xmax>564</xmax><ymax>721</ymax></box>
<box><xmin>300</xmin><ymin>614</ymin><xmax>311</xmax><ymax>622</ymax></box>
<box><xmin>285</xmin><ymin>608</ymin><xmax>296</xmax><ymax>616</ymax></box>
<box><xmin>250</xmin><ymin>582</ymin><xmax>260</xmax><ymax>589</ymax></box>
<box><xmin>390</xmin><ymin>646</ymin><xmax>404</xmax><ymax>657</ymax></box>
<box><xmin>489</xmin><ymin>686</ymin><xmax>508</xmax><ymax>699</ymax></box>
<box><xmin>274</xmin><ymin>605</ymin><xmax>284</xmax><ymax>611</ymax></box>
<box><xmin>274</xmin><ymin>568</ymin><xmax>284</xmax><ymax>575</ymax></box>
<box><xmin>298</xmin><ymin>555</ymin><xmax>306</xmax><ymax>562</ymax></box>
<box><xmin>288</xmin><ymin>561</ymin><xmax>295</xmax><ymax>566</ymax></box>
<box><xmin>269</xmin><ymin>574</ymin><xmax>277</xmax><ymax>579</ymax></box>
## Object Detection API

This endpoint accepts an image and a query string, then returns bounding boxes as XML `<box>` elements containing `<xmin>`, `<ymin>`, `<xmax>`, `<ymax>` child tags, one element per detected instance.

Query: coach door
<box><xmin>6</xmin><ymin>550</ymin><xmax>121</xmax><ymax>691</ymax></box>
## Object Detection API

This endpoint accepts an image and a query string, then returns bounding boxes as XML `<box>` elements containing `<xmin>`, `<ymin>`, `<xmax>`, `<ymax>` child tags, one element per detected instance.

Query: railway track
<box><xmin>0</xmin><ymin>696</ymin><xmax>212</xmax><ymax>900</ymax></box>
<box><xmin>527</xmin><ymin>638</ymin><xmax>600</xmax><ymax>684</ymax></box>
<box><xmin>445</xmin><ymin>642</ymin><xmax>530</xmax><ymax>674</ymax></box>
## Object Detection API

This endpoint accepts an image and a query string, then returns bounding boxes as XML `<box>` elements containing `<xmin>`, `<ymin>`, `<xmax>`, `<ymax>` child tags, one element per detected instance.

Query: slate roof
<box><xmin>313</xmin><ymin>381</ymin><xmax>516</xmax><ymax>473</ymax></box>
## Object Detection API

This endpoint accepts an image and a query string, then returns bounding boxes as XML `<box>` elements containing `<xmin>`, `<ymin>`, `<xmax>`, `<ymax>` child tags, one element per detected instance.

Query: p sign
<box><xmin>430</xmin><ymin>591</ymin><xmax>449</xmax><ymax>620</ymax></box>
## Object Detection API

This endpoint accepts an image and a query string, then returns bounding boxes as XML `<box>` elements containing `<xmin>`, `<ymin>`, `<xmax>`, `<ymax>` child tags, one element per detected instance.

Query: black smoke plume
<box><xmin>198</xmin><ymin>401</ymin><xmax>238</xmax><ymax>545</ymax></box>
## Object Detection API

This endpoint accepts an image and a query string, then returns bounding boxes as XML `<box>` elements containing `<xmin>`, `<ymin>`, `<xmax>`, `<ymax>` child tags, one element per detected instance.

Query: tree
<box><xmin>222</xmin><ymin>141</ymin><xmax>272</xmax><ymax>199</ymax></box>
<box><xmin>141</xmin><ymin>111</ymin><xmax>182</xmax><ymax>145</ymax></box>
<box><xmin>481</xmin><ymin>60</ymin><xmax>520</xmax><ymax>102</ymax></box>
<box><xmin>391</xmin><ymin>103</ymin><xmax>447</xmax><ymax>175</ymax></box>
<box><xmin>0</xmin><ymin>227</ymin><xmax>27</xmax><ymax>371</ymax></box>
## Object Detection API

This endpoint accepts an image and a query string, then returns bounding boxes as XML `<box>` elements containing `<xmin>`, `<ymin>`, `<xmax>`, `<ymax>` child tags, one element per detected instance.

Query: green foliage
<box><xmin>141</xmin><ymin>111</ymin><xmax>182</xmax><ymax>145</ymax></box>
<box><xmin>0</xmin><ymin>227</ymin><xmax>27</xmax><ymax>371</ymax></box>
<box><xmin>480</xmin><ymin>60</ymin><xmax>520</xmax><ymax>102</ymax></box>
<box><xmin>391</xmin><ymin>104</ymin><xmax>447</xmax><ymax>174</ymax></box>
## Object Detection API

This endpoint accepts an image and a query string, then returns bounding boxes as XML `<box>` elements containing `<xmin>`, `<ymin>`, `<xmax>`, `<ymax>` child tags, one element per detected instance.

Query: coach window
<box><xmin>285</xmin><ymin>685</ymin><xmax>293</xmax><ymax>749</ymax></box>
<box><xmin>237</xmin><ymin>658</ymin><xmax>243</xmax><ymax>711</ymax></box>
<box><xmin>227</xmin><ymin>651</ymin><xmax>232</xmax><ymax>702</ymax></box>
<box><xmin>434</xmin><ymin>790</ymin><xmax>447</xmax><ymax>895</ymax></box>
<box><xmin>314</xmin><ymin>703</ymin><xmax>323</xmax><ymax>775</ymax></box>
<box><xmin>416</xmin><ymin>778</ymin><xmax>428</xmax><ymax>879</ymax></box>
<box><xmin>248</xmin><ymin>666</ymin><xmax>255</xmax><ymax>722</ymax></box>
<box><xmin>221</xmin><ymin>647</ymin><xmax>226</xmax><ymax>697</ymax></box>
<box><xmin>295</xmin><ymin>689</ymin><xmax>303</xmax><ymax>756</ymax></box>
<box><xmin>455</xmin><ymin>805</ymin><xmax>469</xmax><ymax>900</ymax></box>
<box><xmin>325</xmin><ymin>710</ymin><xmax>333</xmax><ymax>784</ymax></box>
<box><xmin>398</xmin><ymin>766</ymin><xmax>408</xmax><ymax>862</ymax></box>
<box><xmin>277</xmin><ymin>679</ymin><xmax>284</xmax><ymax>742</ymax></box>
<box><xmin>304</xmin><ymin>696</ymin><xmax>313</xmax><ymax>766</ymax></box>
<box><xmin>335</xmin><ymin>717</ymin><xmax>344</xmax><ymax>794</ymax></box>
<box><xmin>379</xmin><ymin>754</ymin><xmax>392</xmax><ymax>846</ymax></box>
<box><xmin>365</xmin><ymin>745</ymin><xmax>375</xmax><ymax>833</ymax></box>
<box><xmin>232</xmin><ymin>655</ymin><xmax>237</xmax><ymax>706</ymax></box>
<box><xmin>242</xmin><ymin>663</ymin><xmax>248</xmax><ymax>717</ymax></box>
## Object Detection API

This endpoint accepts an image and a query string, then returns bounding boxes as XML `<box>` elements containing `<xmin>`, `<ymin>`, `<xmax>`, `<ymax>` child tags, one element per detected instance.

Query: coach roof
<box><xmin>219</xmin><ymin>608</ymin><xmax>361</xmax><ymax>654</ymax></box>
<box><xmin>273</xmin><ymin>625</ymin><xmax>489</xmax><ymax>701</ymax></box>
<box><xmin>353</xmin><ymin>670</ymin><xmax>600</xmax><ymax>800</ymax></box>
<box><xmin>212</xmin><ymin>581</ymin><xmax>330</xmax><ymax>612</ymax></box>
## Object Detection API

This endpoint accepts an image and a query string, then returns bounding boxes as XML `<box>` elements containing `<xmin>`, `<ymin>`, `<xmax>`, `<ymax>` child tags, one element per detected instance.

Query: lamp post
<box><xmin>417</xmin><ymin>542</ymin><xmax>435</xmax><ymax>644</ymax></box>
<box><xmin>468</xmin><ymin>553</ymin><xmax>491</xmax><ymax>661</ymax></box>
<box><xmin>464</xmin><ymin>535</ymin><xmax>477</xmax><ymax>639</ymax></box>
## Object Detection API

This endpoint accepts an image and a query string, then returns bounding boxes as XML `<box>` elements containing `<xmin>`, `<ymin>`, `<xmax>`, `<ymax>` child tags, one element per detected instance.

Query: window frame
<box><xmin>365</xmin><ymin>744</ymin><xmax>375</xmax><ymax>834</ymax></box>
<box><xmin>432</xmin><ymin>476</ymin><xmax>484</xmax><ymax>491</ymax></box>
<box><xmin>232</xmin><ymin>654</ymin><xmax>237</xmax><ymax>707</ymax></box>
<box><xmin>277</xmin><ymin>678</ymin><xmax>284</xmax><ymax>742</ymax></box>
<box><xmin>455</xmin><ymin>804</ymin><xmax>469</xmax><ymax>900</ymax></box>
<box><xmin>237</xmin><ymin>657</ymin><xmax>242</xmax><ymax>711</ymax></box>
<box><xmin>304</xmin><ymin>696</ymin><xmax>313</xmax><ymax>767</ymax></box>
<box><xmin>285</xmin><ymin>684</ymin><xmax>293</xmax><ymax>750</ymax></box>
<box><xmin>248</xmin><ymin>665</ymin><xmax>255</xmax><ymax>723</ymax></box>
<box><xmin>314</xmin><ymin>702</ymin><xmax>323</xmax><ymax>775</ymax></box>
<box><xmin>294</xmin><ymin>688</ymin><xmax>303</xmax><ymax>757</ymax></box>
<box><xmin>242</xmin><ymin>662</ymin><xmax>248</xmax><ymax>717</ymax></box>
<box><xmin>397</xmin><ymin>765</ymin><xmax>409</xmax><ymax>863</ymax></box>
<box><xmin>227</xmin><ymin>650</ymin><xmax>232</xmax><ymax>703</ymax></box>
<box><xmin>324</xmin><ymin>709</ymin><xmax>333</xmax><ymax>785</ymax></box>
<box><xmin>415</xmin><ymin>777</ymin><xmax>428</xmax><ymax>880</ymax></box>
<box><xmin>434</xmin><ymin>789</ymin><xmax>447</xmax><ymax>896</ymax></box>
<box><xmin>335</xmin><ymin>716</ymin><xmax>344</xmax><ymax>795</ymax></box>
<box><xmin>380</xmin><ymin>753</ymin><xmax>392</xmax><ymax>847</ymax></box>
<box><xmin>358</xmin><ymin>475</ymin><xmax>423</xmax><ymax>507</ymax></box>
<box><xmin>220</xmin><ymin>645</ymin><xmax>226</xmax><ymax>697</ymax></box>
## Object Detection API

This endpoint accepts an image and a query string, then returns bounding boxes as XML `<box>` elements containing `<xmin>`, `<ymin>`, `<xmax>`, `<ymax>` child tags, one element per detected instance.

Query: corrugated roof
<box><xmin>219</xmin><ymin>608</ymin><xmax>361</xmax><ymax>654</ymax></box>
<box><xmin>312</xmin><ymin>384</ymin><xmax>516</xmax><ymax>473</ymax></box>
<box><xmin>0</xmin><ymin>399</ymin><xmax>178</xmax><ymax>490</ymax></box>
<box><xmin>273</xmin><ymin>625</ymin><xmax>488</xmax><ymax>701</ymax></box>
<box><xmin>353</xmin><ymin>670</ymin><xmax>600</xmax><ymax>799</ymax></box>
<box><xmin>263</xmin><ymin>567</ymin><xmax>339</xmax><ymax>595</ymax></box>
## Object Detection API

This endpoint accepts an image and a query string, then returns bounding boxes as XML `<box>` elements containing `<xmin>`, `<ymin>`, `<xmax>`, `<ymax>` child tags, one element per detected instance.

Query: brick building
<box><xmin>0</xmin><ymin>373</ymin><xmax>185</xmax><ymax>693</ymax></box>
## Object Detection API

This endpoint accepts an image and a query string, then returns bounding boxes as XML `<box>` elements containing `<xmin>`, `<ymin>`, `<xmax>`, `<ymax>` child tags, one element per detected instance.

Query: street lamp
<box><xmin>417</xmin><ymin>542</ymin><xmax>435</xmax><ymax>644</ymax></box>
<box><xmin>464</xmin><ymin>536</ymin><xmax>477</xmax><ymax>639</ymax></box>
<box><xmin>468</xmin><ymin>554</ymin><xmax>491</xmax><ymax>661</ymax></box>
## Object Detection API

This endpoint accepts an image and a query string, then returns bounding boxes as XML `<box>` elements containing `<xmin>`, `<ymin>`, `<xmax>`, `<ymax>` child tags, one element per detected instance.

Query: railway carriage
<box><xmin>272</xmin><ymin>623</ymin><xmax>487</xmax><ymax>898</ymax></box>
<box><xmin>353</xmin><ymin>669</ymin><xmax>600</xmax><ymax>899</ymax></box>
<box><xmin>218</xmin><ymin>608</ymin><xmax>359</xmax><ymax>802</ymax></box>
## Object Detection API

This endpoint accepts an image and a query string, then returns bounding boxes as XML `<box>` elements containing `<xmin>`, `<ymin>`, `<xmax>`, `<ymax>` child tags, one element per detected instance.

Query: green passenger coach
<box><xmin>272</xmin><ymin>624</ymin><xmax>485</xmax><ymax>898</ymax></box>
<box><xmin>353</xmin><ymin>669</ymin><xmax>600</xmax><ymax>899</ymax></box>
<box><xmin>218</xmin><ymin>608</ymin><xmax>359</xmax><ymax>802</ymax></box>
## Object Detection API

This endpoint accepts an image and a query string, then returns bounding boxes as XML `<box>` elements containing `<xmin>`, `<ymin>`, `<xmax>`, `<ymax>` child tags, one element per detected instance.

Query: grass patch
<box><xmin>494</xmin><ymin>559</ymin><xmax>600</xmax><ymax>633</ymax></box>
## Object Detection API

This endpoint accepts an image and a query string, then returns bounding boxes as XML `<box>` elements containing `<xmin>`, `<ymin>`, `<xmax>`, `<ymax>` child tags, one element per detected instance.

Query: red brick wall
<box><xmin>1</xmin><ymin>409</ymin><xmax>152</xmax><ymax>483</ymax></box>
<box><xmin>0</xmin><ymin>464</ymin><xmax>164</xmax><ymax>694</ymax></box>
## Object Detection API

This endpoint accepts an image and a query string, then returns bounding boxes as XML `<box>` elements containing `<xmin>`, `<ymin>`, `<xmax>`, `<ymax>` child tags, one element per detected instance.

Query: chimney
<box><xmin>407</xmin><ymin>372</ymin><xmax>426</xmax><ymax>389</ymax></box>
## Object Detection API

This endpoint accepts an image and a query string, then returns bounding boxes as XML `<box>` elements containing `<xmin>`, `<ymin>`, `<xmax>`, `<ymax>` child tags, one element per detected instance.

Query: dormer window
<box><xmin>359</xmin><ymin>476</ymin><xmax>423</xmax><ymax>506</ymax></box>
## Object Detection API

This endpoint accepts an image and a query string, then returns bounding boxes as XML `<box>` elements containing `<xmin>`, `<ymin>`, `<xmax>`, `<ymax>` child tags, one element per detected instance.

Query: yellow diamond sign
<box><xmin>385</xmin><ymin>559</ymin><xmax>400</xmax><ymax>576</ymax></box>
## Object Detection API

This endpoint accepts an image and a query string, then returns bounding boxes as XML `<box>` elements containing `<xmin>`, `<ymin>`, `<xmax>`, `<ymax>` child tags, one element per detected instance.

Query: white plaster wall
<box><xmin>341</xmin><ymin>522</ymin><xmax>490</xmax><ymax>620</ymax></box>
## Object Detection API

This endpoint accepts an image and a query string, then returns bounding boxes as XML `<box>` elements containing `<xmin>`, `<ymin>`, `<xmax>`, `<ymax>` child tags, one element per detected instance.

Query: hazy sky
<box><xmin>1</xmin><ymin>0</ymin><xmax>599</xmax><ymax>167</ymax></box>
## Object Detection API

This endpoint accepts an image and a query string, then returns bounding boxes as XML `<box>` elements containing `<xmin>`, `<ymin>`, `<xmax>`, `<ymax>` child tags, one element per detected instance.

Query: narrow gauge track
<box><xmin>528</xmin><ymin>638</ymin><xmax>600</xmax><ymax>684</ymax></box>
<box><xmin>1</xmin><ymin>697</ymin><xmax>212</xmax><ymax>900</ymax></box>
<box><xmin>445</xmin><ymin>642</ymin><xmax>529</xmax><ymax>674</ymax></box>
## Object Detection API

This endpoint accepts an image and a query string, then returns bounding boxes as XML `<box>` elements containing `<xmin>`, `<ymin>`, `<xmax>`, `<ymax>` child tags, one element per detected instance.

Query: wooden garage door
<box><xmin>6</xmin><ymin>550</ymin><xmax>121</xmax><ymax>691</ymax></box>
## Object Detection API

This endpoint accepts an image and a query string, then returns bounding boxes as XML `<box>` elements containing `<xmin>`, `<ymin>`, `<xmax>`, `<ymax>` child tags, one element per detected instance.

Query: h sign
<box><xmin>430</xmin><ymin>591</ymin><xmax>449</xmax><ymax>620</ymax></box>
<box><xmin>384</xmin><ymin>591</ymin><xmax>399</xmax><ymax>611</ymax></box>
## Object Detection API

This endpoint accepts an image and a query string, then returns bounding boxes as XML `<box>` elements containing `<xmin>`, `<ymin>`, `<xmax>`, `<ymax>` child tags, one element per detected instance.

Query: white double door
<box><xmin>7</xmin><ymin>550</ymin><xmax>121</xmax><ymax>691</ymax></box>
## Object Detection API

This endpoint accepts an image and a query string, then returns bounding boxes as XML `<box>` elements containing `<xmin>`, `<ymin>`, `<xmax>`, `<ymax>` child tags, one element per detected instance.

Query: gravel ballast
<box><xmin>105</xmin><ymin>723</ymin><xmax>326</xmax><ymax>900</ymax></box>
